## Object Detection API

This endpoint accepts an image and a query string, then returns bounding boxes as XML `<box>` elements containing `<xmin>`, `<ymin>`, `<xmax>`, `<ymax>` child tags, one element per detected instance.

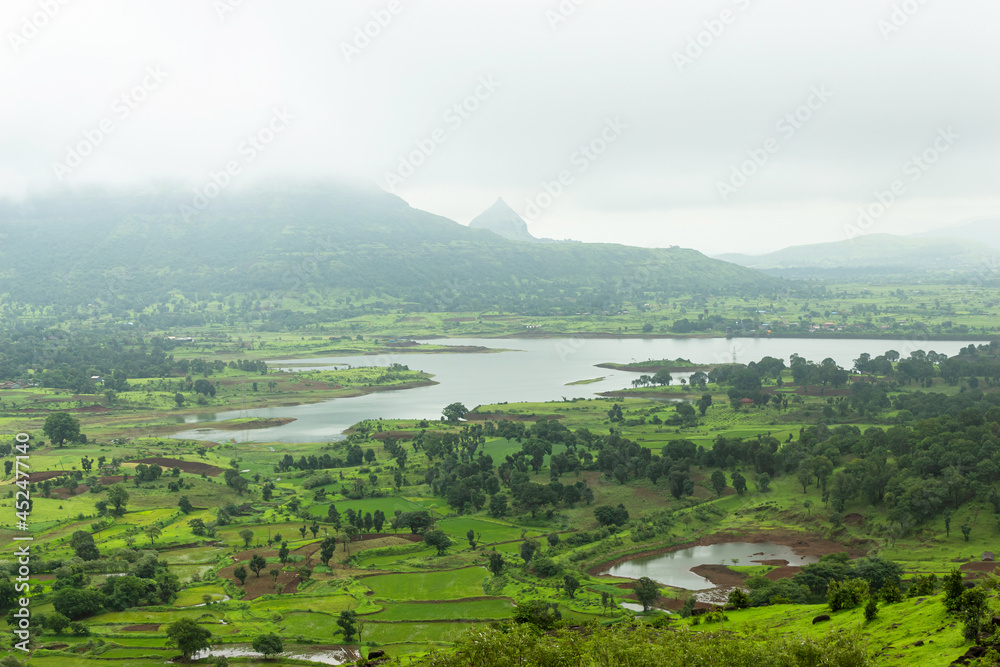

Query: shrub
<box><xmin>827</xmin><ymin>578</ymin><xmax>870</xmax><ymax>612</ymax></box>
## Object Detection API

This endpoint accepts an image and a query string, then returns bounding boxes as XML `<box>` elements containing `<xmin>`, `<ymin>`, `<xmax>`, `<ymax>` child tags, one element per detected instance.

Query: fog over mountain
<box><xmin>1</xmin><ymin>0</ymin><xmax>998</xmax><ymax>255</ymax></box>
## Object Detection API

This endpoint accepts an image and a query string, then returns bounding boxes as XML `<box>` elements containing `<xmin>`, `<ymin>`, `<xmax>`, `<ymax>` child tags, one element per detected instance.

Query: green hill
<box><xmin>0</xmin><ymin>184</ymin><xmax>783</xmax><ymax>314</ymax></box>
<box><xmin>716</xmin><ymin>233</ymin><xmax>994</xmax><ymax>279</ymax></box>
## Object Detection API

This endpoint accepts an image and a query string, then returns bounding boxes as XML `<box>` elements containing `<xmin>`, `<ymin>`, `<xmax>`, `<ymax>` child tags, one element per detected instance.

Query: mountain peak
<box><xmin>469</xmin><ymin>198</ymin><xmax>539</xmax><ymax>243</ymax></box>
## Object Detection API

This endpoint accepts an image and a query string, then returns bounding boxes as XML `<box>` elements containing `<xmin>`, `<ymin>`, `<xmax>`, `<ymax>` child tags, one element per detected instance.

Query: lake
<box><xmin>171</xmin><ymin>336</ymin><xmax>982</xmax><ymax>443</ymax></box>
<box><xmin>602</xmin><ymin>542</ymin><xmax>819</xmax><ymax>591</ymax></box>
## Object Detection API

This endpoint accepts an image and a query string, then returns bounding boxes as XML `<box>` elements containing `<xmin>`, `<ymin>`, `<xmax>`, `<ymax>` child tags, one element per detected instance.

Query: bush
<box><xmin>864</xmin><ymin>598</ymin><xmax>878</xmax><ymax>622</ymax></box>
<box><xmin>531</xmin><ymin>557</ymin><xmax>560</xmax><ymax>578</ymax></box>
<box><xmin>827</xmin><ymin>578</ymin><xmax>870</xmax><ymax>612</ymax></box>
<box><xmin>513</xmin><ymin>600</ymin><xmax>561</xmax><ymax>630</ymax></box>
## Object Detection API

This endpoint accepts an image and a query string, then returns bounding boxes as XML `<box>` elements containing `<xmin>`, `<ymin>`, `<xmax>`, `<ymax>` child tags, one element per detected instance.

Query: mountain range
<box><xmin>0</xmin><ymin>184</ymin><xmax>784</xmax><ymax>315</ymax></box>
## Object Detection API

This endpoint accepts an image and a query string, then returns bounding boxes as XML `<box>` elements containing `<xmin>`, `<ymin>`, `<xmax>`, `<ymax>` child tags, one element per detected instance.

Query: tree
<box><xmin>668</xmin><ymin>471</ymin><xmax>690</xmax><ymax>500</ymax></box>
<box><xmin>488</xmin><ymin>493</ymin><xmax>509</xmax><ymax>518</ymax></box>
<box><xmin>424</xmin><ymin>529</ymin><xmax>452</xmax><ymax>556</ymax></box>
<box><xmin>70</xmin><ymin>530</ymin><xmax>100</xmax><ymax>561</ymax></box>
<box><xmin>44</xmin><ymin>611</ymin><xmax>71</xmax><ymax>634</ymax></box>
<box><xmin>697</xmin><ymin>393</ymin><xmax>713</xmax><ymax>415</ymax></box>
<box><xmin>652</xmin><ymin>370</ymin><xmax>672</xmax><ymax>386</ymax></box>
<box><xmin>107</xmin><ymin>484</ymin><xmax>130</xmax><ymax>514</ymax></box>
<box><xmin>327</xmin><ymin>504</ymin><xmax>341</xmax><ymax>529</ymax></box>
<box><xmin>827</xmin><ymin>578</ymin><xmax>869</xmax><ymax>611</ymax></box>
<box><xmin>174</xmin><ymin>393</ymin><xmax>185</xmax><ymax>407</ymax></box>
<box><xmin>961</xmin><ymin>524</ymin><xmax>972</xmax><ymax>542</ymax></box>
<box><xmin>710</xmin><ymin>470</ymin><xmax>727</xmax><ymax>497</ymax></box>
<box><xmin>520</xmin><ymin>539</ymin><xmax>539</xmax><ymax>564</ymax></box>
<box><xmin>727</xmin><ymin>588</ymin><xmax>750</xmax><ymax>610</ymax></box>
<box><xmin>864</xmin><ymin>597</ymin><xmax>878</xmax><ymax>622</ymax></box>
<box><xmin>233</xmin><ymin>565</ymin><xmax>248</xmax><ymax>586</ymax></box>
<box><xmin>634</xmin><ymin>576</ymin><xmax>660</xmax><ymax>612</ymax></box>
<box><xmin>563</xmin><ymin>575</ymin><xmax>580</xmax><ymax>598</ymax></box>
<box><xmin>249</xmin><ymin>554</ymin><xmax>267</xmax><ymax>578</ymax></box>
<box><xmin>594</xmin><ymin>504</ymin><xmax>630</xmax><ymax>527</ymax></box>
<box><xmin>943</xmin><ymin>568</ymin><xmax>965</xmax><ymax>612</ymax></box>
<box><xmin>756</xmin><ymin>473</ymin><xmax>771</xmax><ymax>493</ymax></box>
<box><xmin>513</xmin><ymin>600</ymin><xmax>561</xmax><ymax>630</ymax></box>
<box><xmin>43</xmin><ymin>412</ymin><xmax>81</xmax><ymax>446</ymax></box>
<box><xmin>443</xmin><ymin>402</ymin><xmax>468</xmax><ymax>423</ymax></box>
<box><xmin>466</xmin><ymin>529</ymin><xmax>481</xmax><ymax>550</ymax></box>
<box><xmin>53</xmin><ymin>587</ymin><xmax>103</xmax><ymax>620</ymax></box>
<box><xmin>337</xmin><ymin>610</ymin><xmax>358</xmax><ymax>641</ymax></box>
<box><xmin>145</xmin><ymin>525</ymin><xmax>162</xmax><ymax>547</ymax></box>
<box><xmin>320</xmin><ymin>537</ymin><xmax>337</xmax><ymax>567</ymax></box>
<box><xmin>397</xmin><ymin>510</ymin><xmax>434</xmax><ymax>534</ymax></box>
<box><xmin>166</xmin><ymin>618</ymin><xmax>212</xmax><ymax>662</ymax></box>
<box><xmin>731</xmin><ymin>472</ymin><xmax>747</xmax><ymax>496</ymax></box>
<box><xmin>252</xmin><ymin>633</ymin><xmax>283</xmax><ymax>659</ymax></box>
<box><xmin>278</xmin><ymin>544</ymin><xmax>290</xmax><ymax>564</ymax></box>
<box><xmin>239</xmin><ymin>529</ymin><xmax>254</xmax><ymax>548</ymax></box>
<box><xmin>178</xmin><ymin>496</ymin><xmax>194</xmax><ymax>514</ymax></box>
<box><xmin>487</xmin><ymin>552</ymin><xmax>505</xmax><ymax>577</ymax></box>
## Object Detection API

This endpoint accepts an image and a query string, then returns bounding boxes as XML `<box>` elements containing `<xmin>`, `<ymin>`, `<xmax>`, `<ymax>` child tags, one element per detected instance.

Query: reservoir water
<box><xmin>171</xmin><ymin>336</ymin><xmax>982</xmax><ymax>443</ymax></box>
<box><xmin>602</xmin><ymin>542</ymin><xmax>819</xmax><ymax>591</ymax></box>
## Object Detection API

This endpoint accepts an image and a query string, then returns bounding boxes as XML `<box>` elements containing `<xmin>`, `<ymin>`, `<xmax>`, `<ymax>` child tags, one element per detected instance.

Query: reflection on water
<box><xmin>603</xmin><ymin>542</ymin><xmax>819</xmax><ymax>591</ymax></box>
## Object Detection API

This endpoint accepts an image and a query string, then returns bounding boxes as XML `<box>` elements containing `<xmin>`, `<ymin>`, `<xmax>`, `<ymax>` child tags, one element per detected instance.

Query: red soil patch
<box><xmin>26</xmin><ymin>470</ymin><xmax>69</xmax><ymax>483</ymax></box>
<box><xmin>757</xmin><ymin>559</ymin><xmax>789</xmax><ymax>567</ymax></box>
<box><xmin>130</xmin><ymin>457</ymin><xmax>225</xmax><ymax>476</ymax></box>
<box><xmin>122</xmin><ymin>624</ymin><xmax>160</xmax><ymax>631</ymax></box>
<box><xmin>961</xmin><ymin>562</ymin><xmax>1000</xmax><ymax>576</ymax></box>
<box><xmin>281</xmin><ymin>382</ymin><xmax>334</xmax><ymax>391</ymax></box>
<box><xmin>690</xmin><ymin>564</ymin><xmax>746</xmax><ymax>588</ymax></box>
<box><xmin>371</xmin><ymin>431</ymin><xmax>416</xmax><ymax>441</ymax></box>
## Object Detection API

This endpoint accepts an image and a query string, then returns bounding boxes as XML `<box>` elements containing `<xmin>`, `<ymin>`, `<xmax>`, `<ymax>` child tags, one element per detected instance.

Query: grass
<box><xmin>364</xmin><ymin>621</ymin><xmax>478</xmax><ymax>645</ymax></box>
<box><xmin>689</xmin><ymin>595</ymin><xmax>966</xmax><ymax>667</ymax></box>
<box><xmin>368</xmin><ymin>599</ymin><xmax>515</xmax><ymax>621</ymax></box>
<box><xmin>362</xmin><ymin>568</ymin><xmax>489</xmax><ymax>600</ymax></box>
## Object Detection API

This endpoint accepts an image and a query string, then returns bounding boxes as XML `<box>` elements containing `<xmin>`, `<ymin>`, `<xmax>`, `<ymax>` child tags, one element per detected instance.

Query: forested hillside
<box><xmin>0</xmin><ymin>186</ymin><xmax>784</xmax><ymax>316</ymax></box>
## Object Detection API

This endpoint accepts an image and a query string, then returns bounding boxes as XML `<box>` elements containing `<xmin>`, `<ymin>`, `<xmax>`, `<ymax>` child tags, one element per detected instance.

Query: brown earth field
<box><xmin>690</xmin><ymin>564</ymin><xmax>747</xmax><ymax>588</ymax></box>
<box><xmin>588</xmin><ymin>530</ymin><xmax>867</xmax><ymax>577</ymax></box>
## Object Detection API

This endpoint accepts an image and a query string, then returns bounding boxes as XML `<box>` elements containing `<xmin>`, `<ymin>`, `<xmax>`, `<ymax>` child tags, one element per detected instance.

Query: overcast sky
<box><xmin>1</xmin><ymin>0</ymin><xmax>997</xmax><ymax>254</ymax></box>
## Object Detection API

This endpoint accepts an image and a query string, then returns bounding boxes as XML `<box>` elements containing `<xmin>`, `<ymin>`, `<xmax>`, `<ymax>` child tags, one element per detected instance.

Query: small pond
<box><xmin>603</xmin><ymin>542</ymin><xmax>818</xmax><ymax>591</ymax></box>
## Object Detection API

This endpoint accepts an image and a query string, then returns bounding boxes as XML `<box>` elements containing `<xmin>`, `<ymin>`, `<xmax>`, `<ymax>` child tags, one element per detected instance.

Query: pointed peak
<box><xmin>469</xmin><ymin>197</ymin><xmax>538</xmax><ymax>243</ymax></box>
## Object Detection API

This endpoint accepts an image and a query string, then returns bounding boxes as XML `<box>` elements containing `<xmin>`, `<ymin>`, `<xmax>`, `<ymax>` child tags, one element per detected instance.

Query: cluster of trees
<box><xmin>0</xmin><ymin>327</ymin><xmax>266</xmax><ymax>392</ymax></box>
<box><xmin>1</xmin><ymin>550</ymin><xmax>182</xmax><ymax>626</ymax></box>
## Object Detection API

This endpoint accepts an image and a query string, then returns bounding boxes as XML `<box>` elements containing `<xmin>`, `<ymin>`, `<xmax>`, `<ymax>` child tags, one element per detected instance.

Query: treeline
<box><xmin>0</xmin><ymin>327</ymin><xmax>266</xmax><ymax>391</ymax></box>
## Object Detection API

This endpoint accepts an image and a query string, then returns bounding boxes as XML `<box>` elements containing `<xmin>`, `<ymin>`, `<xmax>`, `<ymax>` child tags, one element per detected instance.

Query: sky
<box><xmin>1</xmin><ymin>0</ymin><xmax>998</xmax><ymax>255</ymax></box>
